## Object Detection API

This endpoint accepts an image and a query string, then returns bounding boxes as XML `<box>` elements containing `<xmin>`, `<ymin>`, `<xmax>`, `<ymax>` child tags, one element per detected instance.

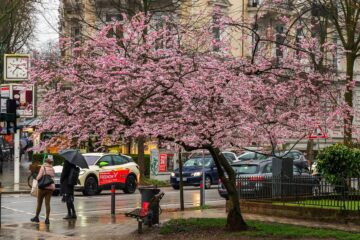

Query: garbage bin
<box><xmin>139</xmin><ymin>187</ymin><xmax>161</xmax><ymax>225</ymax></box>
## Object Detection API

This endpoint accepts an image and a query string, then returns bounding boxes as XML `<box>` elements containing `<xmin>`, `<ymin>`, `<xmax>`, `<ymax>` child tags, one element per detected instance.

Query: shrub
<box><xmin>32</xmin><ymin>153</ymin><xmax>65</xmax><ymax>166</ymax></box>
<box><xmin>316</xmin><ymin>144</ymin><xmax>360</xmax><ymax>185</ymax></box>
<box><xmin>129</xmin><ymin>154</ymin><xmax>150</xmax><ymax>177</ymax></box>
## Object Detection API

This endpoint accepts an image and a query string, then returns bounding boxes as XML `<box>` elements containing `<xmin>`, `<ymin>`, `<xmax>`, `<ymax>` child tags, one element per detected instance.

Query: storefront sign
<box><xmin>12</xmin><ymin>84</ymin><xmax>34</xmax><ymax>117</ymax></box>
<box><xmin>99</xmin><ymin>169</ymin><xmax>130</xmax><ymax>185</ymax></box>
<box><xmin>159</xmin><ymin>153</ymin><xmax>167</xmax><ymax>172</ymax></box>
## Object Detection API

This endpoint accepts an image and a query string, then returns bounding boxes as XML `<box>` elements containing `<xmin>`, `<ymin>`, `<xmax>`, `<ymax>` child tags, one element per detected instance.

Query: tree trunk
<box><xmin>208</xmin><ymin>146</ymin><xmax>247</xmax><ymax>231</ymax></box>
<box><xmin>344</xmin><ymin>53</ymin><xmax>355</xmax><ymax>146</ymax></box>
<box><xmin>137</xmin><ymin>136</ymin><xmax>145</xmax><ymax>182</ymax></box>
<box><xmin>179</xmin><ymin>147</ymin><xmax>184</xmax><ymax>211</ymax></box>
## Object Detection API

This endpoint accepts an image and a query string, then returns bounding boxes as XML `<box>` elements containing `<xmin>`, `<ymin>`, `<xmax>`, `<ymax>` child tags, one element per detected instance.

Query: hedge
<box><xmin>32</xmin><ymin>153</ymin><xmax>65</xmax><ymax>166</ymax></box>
<box><xmin>129</xmin><ymin>154</ymin><xmax>150</xmax><ymax>177</ymax></box>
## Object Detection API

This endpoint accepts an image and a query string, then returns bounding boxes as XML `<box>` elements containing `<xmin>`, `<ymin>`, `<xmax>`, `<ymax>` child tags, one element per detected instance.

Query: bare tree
<box><xmin>0</xmin><ymin>0</ymin><xmax>38</xmax><ymax>81</ymax></box>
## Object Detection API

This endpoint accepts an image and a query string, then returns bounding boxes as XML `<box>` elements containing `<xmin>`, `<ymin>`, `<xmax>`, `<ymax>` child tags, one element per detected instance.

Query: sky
<box><xmin>33</xmin><ymin>0</ymin><xmax>60</xmax><ymax>50</ymax></box>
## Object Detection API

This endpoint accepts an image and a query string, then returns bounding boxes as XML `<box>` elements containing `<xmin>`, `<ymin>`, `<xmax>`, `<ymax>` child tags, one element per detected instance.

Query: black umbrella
<box><xmin>60</xmin><ymin>149</ymin><xmax>89</xmax><ymax>169</ymax></box>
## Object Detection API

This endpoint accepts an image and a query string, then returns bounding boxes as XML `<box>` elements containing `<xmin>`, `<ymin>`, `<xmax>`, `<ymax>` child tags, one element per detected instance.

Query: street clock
<box><xmin>4</xmin><ymin>54</ymin><xmax>30</xmax><ymax>81</ymax></box>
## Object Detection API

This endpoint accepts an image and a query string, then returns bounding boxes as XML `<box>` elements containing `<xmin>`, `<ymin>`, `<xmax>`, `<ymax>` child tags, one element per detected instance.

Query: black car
<box><xmin>170</xmin><ymin>157</ymin><xmax>219</xmax><ymax>189</ymax></box>
<box><xmin>218</xmin><ymin>159</ymin><xmax>319</xmax><ymax>199</ymax></box>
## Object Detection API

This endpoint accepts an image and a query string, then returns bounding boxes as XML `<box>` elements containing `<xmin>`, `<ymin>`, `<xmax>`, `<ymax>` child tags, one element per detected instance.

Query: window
<box><xmin>249</xmin><ymin>0</ymin><xmax>260</xmax><ymax>7</ymax></box>
<box><xmin>293</xmin><ymin>165</ymin><xmax>301</xmax><ymax>174</ymax></box>
<box><xmin>97</xmin><ymin>156</ymin><xmax>113</xmax><ymax>166</ymax></box>
<box><xmin>212</xmin><ymin>14</ymin><xmax>221</xmax><ymax>52</ymax></box>
<box><xmin>113</xmin><ymin>155</ymin><xmax>128</xmax><ymax>165</ymax></box>
<box><xmin>223</xmin><ymin>153</ymin><xmax>236</xmax><ymax>162</ymax></box>
<box><xmin>232</xmin><ymin>164</ymin><xmax>259</xmax><ymax>174</ymax></box>
<box><xmin>263</xmin><ymin>163</ymin><xmax>272</xmax><ymax>173</ymax></box>
<box><xmin>239</xmin><ymin>152</ymin><xmax>255</xmax><ymax>161</ymax></box>
<box><xmin>275</xmin><ymin>25</ymin><xmax>285</xmax><ymax>63</ymax></box>
<box><xmin>71</xmin><ymin>26</ymin><xmax>81</xmax><ymax>42</ymax></box>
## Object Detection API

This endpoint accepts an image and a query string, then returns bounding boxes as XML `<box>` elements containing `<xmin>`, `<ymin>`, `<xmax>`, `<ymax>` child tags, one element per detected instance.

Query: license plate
<box><xmin>176</xmin><ymin>177</ymin><xmax>187</xmax><ymax>181</ymax></box>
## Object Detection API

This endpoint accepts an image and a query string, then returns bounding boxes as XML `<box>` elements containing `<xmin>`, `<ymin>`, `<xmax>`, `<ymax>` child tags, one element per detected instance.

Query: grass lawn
<box><xmin>159</xmin><ymin>218</ymin><xmax>360</xmax><ymax>240</ymax></box>
<box><xmin>273</xmin><ymin>199</ymin><xmax>360</xmax><ymax>211</ymax></box>
<box><xmin>142</xmin><ymin>178</ymin><xmax>169</xmax><ymax>187</ymax></box>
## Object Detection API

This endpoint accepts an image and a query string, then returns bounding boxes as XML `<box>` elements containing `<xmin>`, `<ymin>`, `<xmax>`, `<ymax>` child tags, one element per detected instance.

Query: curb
<box><xmin>1</xmin><ymin>190</ymin><xmax>30</xmax><ymax>194</ymax></box>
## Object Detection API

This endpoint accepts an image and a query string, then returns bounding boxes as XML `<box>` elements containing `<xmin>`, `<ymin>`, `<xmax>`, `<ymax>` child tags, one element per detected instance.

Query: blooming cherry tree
<box><xmin>32</xmin><ymin>13</ymin><xmax>344</xmax><ymax>231</ymax></box>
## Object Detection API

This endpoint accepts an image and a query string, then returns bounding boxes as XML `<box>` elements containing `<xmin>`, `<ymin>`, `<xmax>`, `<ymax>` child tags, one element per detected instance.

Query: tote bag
<box><xmin>38</xmin><ymin>166</ymin><xmax>54</xmax><ymax>189</ymax></box>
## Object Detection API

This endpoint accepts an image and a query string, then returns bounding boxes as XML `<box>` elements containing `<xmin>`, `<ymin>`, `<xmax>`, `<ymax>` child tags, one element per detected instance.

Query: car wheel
<box><xmin>204</xmin><ymin>176</ymin><xmax>211</xmax><ymax>189</ymax></box>
<box><xmin>172</xmin><ymin>185</ymin><xmax>179</xmax><ymax>190</ymax></box>
<box><xmin>83</xmin><ymin>176</ymin><xmax>98</xmax><ymax>196</ymax></box>
<box><xmin>123</xmin><ymin>175</ymin><xmax>137</xmax><ymax>194</ymax></box>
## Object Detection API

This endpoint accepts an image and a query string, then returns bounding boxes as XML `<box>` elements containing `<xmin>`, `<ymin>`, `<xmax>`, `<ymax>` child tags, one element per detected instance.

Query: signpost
<box><xmin>308</xmin><ymin>125</ymin><xmax>328</xmax><ymax>153</ymax></box>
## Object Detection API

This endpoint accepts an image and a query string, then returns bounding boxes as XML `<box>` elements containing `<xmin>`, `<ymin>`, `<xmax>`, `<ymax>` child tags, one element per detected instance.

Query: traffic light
<box><xmin>6</xmin><ymin>99</ymin><xmax>19</xmax><ymax>134</ymax></box>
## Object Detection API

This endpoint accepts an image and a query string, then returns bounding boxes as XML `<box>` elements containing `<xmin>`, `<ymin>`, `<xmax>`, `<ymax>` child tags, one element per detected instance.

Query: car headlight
<box><xmin>79</xmin><ymin>170</ymin><xmax>86</xmax><ymax>175</ymax></box>
<box><xmin>192</xmin><ymin>171</ymin><xmax>202</xmax><ymax>177</ymax></box>
<box><xmin>171</xmin><ymin>172</ymin><xmax>175</xmax><ymax>177</ymax></box>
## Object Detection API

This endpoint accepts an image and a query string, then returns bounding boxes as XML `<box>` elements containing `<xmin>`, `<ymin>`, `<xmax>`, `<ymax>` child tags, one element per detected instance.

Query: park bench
<box><xmin>125</xmin><ymin>192</ymin><xmax>165</xmax><ymax>233</ymax></box>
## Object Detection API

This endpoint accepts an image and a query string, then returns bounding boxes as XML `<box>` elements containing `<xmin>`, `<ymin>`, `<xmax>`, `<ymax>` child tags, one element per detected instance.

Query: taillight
<box><xmin>249</xmin><ymin>176</ymin><xmax>265</xmax><ymax>181</ymax></box>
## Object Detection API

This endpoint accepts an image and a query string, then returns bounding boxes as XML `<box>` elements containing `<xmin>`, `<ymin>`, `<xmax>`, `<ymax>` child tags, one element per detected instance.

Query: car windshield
<box><xmin>184</xmin><ymin>158</ymin><xmax>212</xmax><ymax>167</ymax></box>
<box><xmin>232</xmin><ymin>164</ymin><xmax>259</xmax><ymax>174</ymax></box>
<box><xmin>84</xmin><ymin>155</ymin><xmax>101</xmax><ymax>166</ymax></box>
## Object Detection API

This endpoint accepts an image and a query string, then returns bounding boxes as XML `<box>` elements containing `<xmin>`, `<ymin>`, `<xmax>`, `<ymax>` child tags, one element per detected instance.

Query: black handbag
<box><xmin>38</xmin><ymin>166</ymin><xmax>54</xmax><ymax>189</ymax></box>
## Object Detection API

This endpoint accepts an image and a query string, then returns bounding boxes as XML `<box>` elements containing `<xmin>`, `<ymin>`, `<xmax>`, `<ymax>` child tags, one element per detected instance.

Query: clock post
<box><xmin>2</xmin><ymin>54</ymin><xmax>30</xmax><ymax>190</ymax></box>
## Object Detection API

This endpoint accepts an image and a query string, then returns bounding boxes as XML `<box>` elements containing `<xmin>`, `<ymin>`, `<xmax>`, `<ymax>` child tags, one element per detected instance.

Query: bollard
<box><xmin>111</xmin><ymin>185</ymin><xmax>115</xmax><ymax>215</ymax></box>
<box><xmin>0</xmin><ymin>182</ymin><xmax>2</xmax><ymax>229</ymax></box>
<box><xmin>200</xmin><ymin>180</ymin><xmax>205</xmax><ymax>207</ymax></box>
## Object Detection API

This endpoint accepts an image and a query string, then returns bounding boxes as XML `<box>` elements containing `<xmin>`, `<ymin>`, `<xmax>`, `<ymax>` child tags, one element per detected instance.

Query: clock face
<box><xmin>5</xmin><ymin>55</ymin><xmax>29</xmax><ymax>80</ymax></box>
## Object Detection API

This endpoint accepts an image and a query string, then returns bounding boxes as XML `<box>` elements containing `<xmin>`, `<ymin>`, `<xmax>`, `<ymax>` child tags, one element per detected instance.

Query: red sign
<box><xmin>159</xmin><ymin>153</ymin><xmax>167</xmax><ymax>172</ymax></box>
<box><xmin>309</xmin><ymin>126</ymin><xmax>327</xmax><ymax>139</ymax></box>
<box><xmin>99</xmin><ymin>169</ymin><xmax>130</xmax><ymax>185</ymax></box>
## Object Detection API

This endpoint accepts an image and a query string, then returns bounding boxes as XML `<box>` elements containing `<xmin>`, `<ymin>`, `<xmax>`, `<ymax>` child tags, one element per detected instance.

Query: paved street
<box><xmin>1</xmin><ymin>187</ymin><xmax>225</xmax><ymax>224</ymax></box>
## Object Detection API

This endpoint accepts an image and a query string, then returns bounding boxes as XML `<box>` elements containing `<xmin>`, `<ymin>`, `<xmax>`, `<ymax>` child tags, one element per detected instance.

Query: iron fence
<box><xmin>236</xmin><ymin>175</ymin><xmax>360</xmax><ymax>211</ymax></box>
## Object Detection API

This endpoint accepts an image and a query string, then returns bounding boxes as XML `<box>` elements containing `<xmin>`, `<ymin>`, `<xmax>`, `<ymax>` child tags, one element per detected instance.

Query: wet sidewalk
<box><xmin>1</xmin><ymin>208</ymin><xmax>359</xmax><ymax>239</ymax></box>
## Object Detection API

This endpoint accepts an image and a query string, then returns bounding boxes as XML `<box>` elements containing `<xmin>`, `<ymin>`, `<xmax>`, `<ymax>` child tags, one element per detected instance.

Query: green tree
<box><xmin>317</xmin><ymin>144</ymin><xmax>360</xmax><ymax>186</ymax></box>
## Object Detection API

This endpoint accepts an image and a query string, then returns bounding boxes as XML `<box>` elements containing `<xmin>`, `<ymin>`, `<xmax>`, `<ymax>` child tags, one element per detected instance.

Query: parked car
<box><xmin>54</xmin><ymin>153</ymin><xmax>140</xmax><ymax>196</ymax></box>
<box><xmin>237</xmin><ymin>151</ymin><xmax>268</xmax><ymax>161</ymax></box>
<box><xmin>170</xmin><ymin>156</ymin><xmax>219</xmax><ymax>190</ymax></box>
<box><xmin>188</xmin><ymin>151</ymin><xmax>238</xmax><ymax>163</ymax></box>
<box><xmin>275</xmin><ymin>150</ymin><xmax>308</xmax><ymax>168</ymax></box>
<box><xmin>218</xmin><ymin>159</ymin><xmax>319</xmax><ymax>199</ymax></box>
<box><xmin>222</xmin><ymin>151</ymin><xmax>239</xmax><ymax>162</ymax></box>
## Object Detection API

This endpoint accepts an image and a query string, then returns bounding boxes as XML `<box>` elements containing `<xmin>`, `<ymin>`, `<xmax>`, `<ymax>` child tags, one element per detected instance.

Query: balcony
<box><xmin>63</xmin><ymin>0</ymin><xmax>84</xmax><ymax>14</ymax></box>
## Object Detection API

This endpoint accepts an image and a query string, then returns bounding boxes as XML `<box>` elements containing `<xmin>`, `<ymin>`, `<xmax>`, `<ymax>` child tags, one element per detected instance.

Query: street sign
<box><xmin>99</xmin><ymin>168</ymin><xmax>130</xmax><ymax>185</ymax></box>
<box><xmin>0</xmin><ymin>85</ymin><xmax>10</xmax><ymax>113</ymax></box>
<box><xmin>309</xmin><ymin>126</ymin><xmax>327</xmax><ymax>139</ymax></box>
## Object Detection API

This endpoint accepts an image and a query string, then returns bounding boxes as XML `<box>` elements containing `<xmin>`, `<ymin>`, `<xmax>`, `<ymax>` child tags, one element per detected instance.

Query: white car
<box><xmin>54</xmin><ymin>153</ymin><xmax>140</xmax><ymax>196</ymax></box>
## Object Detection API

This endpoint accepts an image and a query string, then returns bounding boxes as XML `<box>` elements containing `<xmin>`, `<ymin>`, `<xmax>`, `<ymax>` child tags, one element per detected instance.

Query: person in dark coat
<box><xmin>60</xmin><ymin>160</ymin><xmax>78</xmax><ymax>219</ymax></box>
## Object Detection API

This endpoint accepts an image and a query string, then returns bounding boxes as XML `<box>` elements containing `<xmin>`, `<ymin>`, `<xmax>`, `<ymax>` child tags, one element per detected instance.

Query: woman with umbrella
<box><xmin>60</xmin><ymin>149</ymin><xmax>88</xmax><ymax>219</ymax></box>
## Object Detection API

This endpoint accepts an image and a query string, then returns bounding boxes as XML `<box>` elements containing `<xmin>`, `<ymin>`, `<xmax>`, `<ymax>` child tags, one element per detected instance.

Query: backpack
<box><xmin>68</xmin><ymin>167</ymin><xmax>80</xmax><ymax>186</ymax></box>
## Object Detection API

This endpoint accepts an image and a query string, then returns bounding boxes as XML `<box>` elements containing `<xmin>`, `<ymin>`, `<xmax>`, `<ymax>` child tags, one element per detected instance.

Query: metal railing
<box><xmin>236</xmin><ymin>175</ymin><xmax>360</xmax><ymax>211</ymax></box>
